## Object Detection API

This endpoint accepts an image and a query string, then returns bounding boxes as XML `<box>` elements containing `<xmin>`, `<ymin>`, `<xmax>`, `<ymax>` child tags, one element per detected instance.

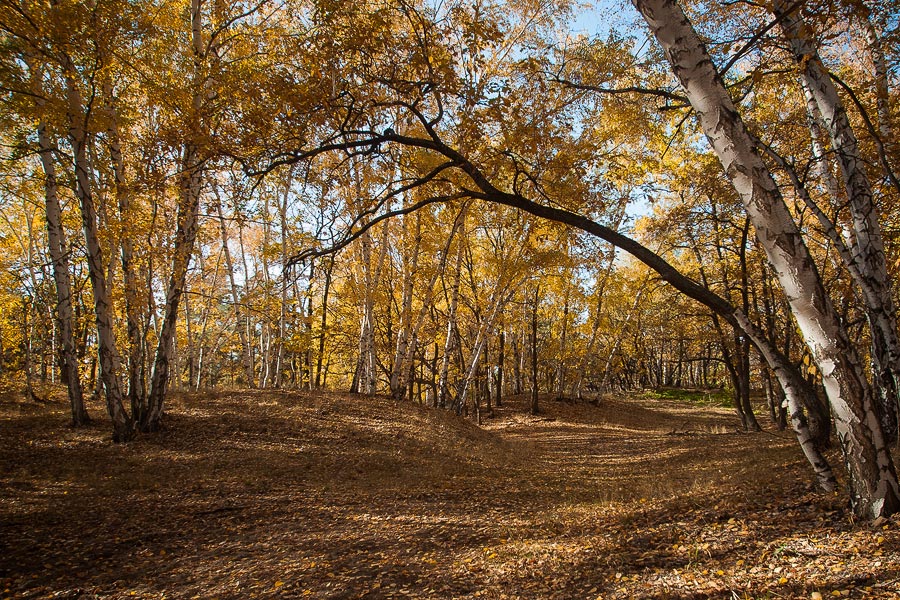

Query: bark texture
<box><xmin>774</xmin><ymin>0</ymin><xmax>900</xmax><ymax>443</ymax></box>
<box><xmin>215</xmin><ymin>193</ymin><xmax>255</xmax><ymax>388</ymax></box>
<box><xmin>65</xmin><ymin>65</ymin><xmax>132</xmax><ymax>442</ymax></box>
<box><xmin>37</xmin><ymin>120</ymin><xmax>88</xmax><ymax>426</ymax></box>
<box><xmin>146</xmin><ymin>0</ymin><xmax>207</xmax><ymax>429</ymax></box>
<box><xmin>633</xmin><ymin>0</ymin><xmax>898</xmax><ymax>519</ymax></box>
<box><xmin>146</xmin><ymin>141</ymin><xmax>203</xmax><ymax>429</ymax></box>
<box><xmin>103</xmin><ymin>80</ymin><xmax>146</xmax><ymax>418</ymax></box>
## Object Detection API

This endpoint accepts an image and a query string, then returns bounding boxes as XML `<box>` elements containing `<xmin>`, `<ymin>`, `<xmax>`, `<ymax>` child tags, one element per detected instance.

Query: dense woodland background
<box><xmin>2</xmin><ymin>0</ymin><xmax>900</xmax><ymax>522</ymax></box>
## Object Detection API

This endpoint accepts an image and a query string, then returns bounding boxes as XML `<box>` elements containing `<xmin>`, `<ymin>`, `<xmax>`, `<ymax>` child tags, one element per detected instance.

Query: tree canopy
<box><xmin>2</xmin><ymin>0</ymin><xmax>900</xmax><ymax>519</ymax></box>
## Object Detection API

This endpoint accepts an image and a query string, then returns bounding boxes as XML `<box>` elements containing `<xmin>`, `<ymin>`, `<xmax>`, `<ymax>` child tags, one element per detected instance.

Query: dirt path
<box><xmin>1</xmin><ymin>391</ymin><xmax>897</xmax><ymax>599</ymax></box>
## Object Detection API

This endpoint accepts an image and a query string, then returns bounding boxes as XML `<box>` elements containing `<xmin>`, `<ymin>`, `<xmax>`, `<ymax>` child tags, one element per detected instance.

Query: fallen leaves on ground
<box><xmin>0</xmin><ymin>389</ymin><xmax>897</xmax><ymax>599</ymax></box>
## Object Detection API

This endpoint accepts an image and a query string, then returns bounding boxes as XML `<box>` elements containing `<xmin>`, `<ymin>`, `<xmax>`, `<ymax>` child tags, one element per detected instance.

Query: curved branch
<box><xmin>287</xmin><ymin>192</ymin><xmax>464</xmax><ymax>268</ymax></box>
<box><xmin>243</xmin><ymin>130</ymin><xmax>384</xmax><ymax>178</ymax></box>
<box><xmin>755</xmin><ymin>136</ymin><xmax>866</xmax><ymax>280</ymax></box>
<box><xmin>719</xmin><ymin>0</ymin><xmax>805</xmax><ymax>76</ymax></box>
<box><xmin>267</xmin><ymin>118</ymin><xmax>837</xmax><ymax>489</ymax></box>
<box><xmin>552</xmin><ymin>78</ymin><xmax>688</xmax><ymax>105</ymax></box>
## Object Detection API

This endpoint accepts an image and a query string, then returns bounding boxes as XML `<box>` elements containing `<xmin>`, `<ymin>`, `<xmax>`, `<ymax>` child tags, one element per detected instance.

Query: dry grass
<box><xmin>0</xmin><ymin>389</ymin><xmax>898</xmax><ymax>599</ymax></box>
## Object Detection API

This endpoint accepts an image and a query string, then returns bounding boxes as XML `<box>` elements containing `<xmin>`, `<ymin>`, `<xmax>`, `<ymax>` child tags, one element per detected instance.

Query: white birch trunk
<box><xmin>28</xmin><ymin>55</ymin><xmax>88</xmax><ymax>423</ymax></box>
<box><xmin>147</xmin><ymin>139</ymin><xmax>203</xmax><ymax>426</ymax></box>
<box><xmin>64</xmin><ymin>64</ymin><xmax>132</xmax><ymax>441</ymax></box>
<box><xmin>733</xmin><ymin>312</ymin><xmax>837</xmax><ymax>491</ymax></box>
<box><xmin>102</xmin><ymin>80</ymin><xmax>146</xmax><ymax>417</ymax></box>
<box><xmin>36</xmin><ymin>117</ymin><xmax>88</xmax><ymax>425</ymax></box>
<box><xmin>800</xmin><ymin>79</ymin><xmax>843</xmax><ymax>210</ymax></box>
<box><xmin>236</xmin><ymin>211</ymin><xmax>255</xmax><ymax>379</ymax></box>
<box><xmin>555</xmin><ymin>288</ymin><xmax>569</xmax><ymax>396</ymax></box>
<box><xmin>276</xmin><ymin>168</ymin><xmax>294</xmax><ymax>389</ymax></box>
<box><xmin>369</xmin><ymin>223</ymin><xmax>390</xmax><ymax>394</ymax></box>
<box><xmin>354</xmin><ymin>231</ymin><xmax>375</xmax><ymax>394</ymax></box>
<box><xmin>634</xmin><ymin>0</ymin><xmax>898</xmax><ymax>519</ymax></box>
<box><xmin>456</xmin><ymin>284</ymin><xmax>518</xmax><ymax>410</ymax></box>
<box><xmin>857</xmin><ymin>10</ymin><xmax>895</xmax><ymax>150</ymax></box>
<box><xmin>214</xmin><ymin>190</ymin><xmax>255</xmax><ymax>387</ymax></box>
<box><xmin>397</xmin><ymin>209</ymin><xmax>466</xmax><ymax>402</ymax></box>
<box><xmin>600</xmin><ymin>282</ymin><xmax>647</xmax><ymax>391</ymax></box>
<box><xmin>775</xmin><ymin>0</ymin><xmax>900</xmax><ymax>441</ymax></box>
<box><xmin>389</xmin><ymin>209</ymin><xmax>421</xmax><ymax>400</ymax></box>
<box><xmin>258</xmin><ymin>186</ymin><xmax>274</xmax><ymax>389</ymax></box>
<box><xmin>147</xmin><ymin>0</ymin><xmax>206</xmax><ymax>428</ymax></box>
<box><xmin>437</xmin><ymin>237</ymin><xmax>465</xmax><ymax>408</ymax></box>
<box><xmin>354</xmin><ymin>221</ymin><xmax>387</xmax><ymax>395</ymax></box>
<box><xmin>315</xmin><ymin>257</ymin><xmax>334</xmax><ymax>389</ymax></box>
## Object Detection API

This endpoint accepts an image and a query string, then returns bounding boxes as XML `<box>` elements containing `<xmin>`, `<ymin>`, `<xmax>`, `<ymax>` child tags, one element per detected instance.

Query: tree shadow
<box><xmin>1</xmin><ymin>390</ymin><xmax>891</xmax><ymax>600</ymax></box>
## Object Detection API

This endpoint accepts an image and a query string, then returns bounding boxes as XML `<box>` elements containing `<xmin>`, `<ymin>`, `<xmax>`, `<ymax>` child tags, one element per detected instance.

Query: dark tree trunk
<box><xmin>531</xmin><ymin>288</ymin><xmax>540</xmax><ymax>415</ymax></box>
<box><xmin>495</xmin><ymin>328</ymin><xmax>504</xmax><ymax>407</ymax></box>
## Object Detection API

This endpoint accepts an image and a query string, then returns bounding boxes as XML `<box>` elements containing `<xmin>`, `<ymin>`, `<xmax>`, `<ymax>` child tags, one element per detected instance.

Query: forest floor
<box><xmin>1</xmin><ymin>389</ymin><xmax>898</xmax><ymax>600</ymax></box>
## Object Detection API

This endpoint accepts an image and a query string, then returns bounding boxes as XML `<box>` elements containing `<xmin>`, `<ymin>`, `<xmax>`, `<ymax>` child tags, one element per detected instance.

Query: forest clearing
<box><xmin>1</xmin><ymin>390</ymin><xmax>898</xmax><ymax>599</ymax></box>
<box><xmin>4</xmin><ymin>0</ymin><xmax>900</xmax><ymax>595</ymax></box>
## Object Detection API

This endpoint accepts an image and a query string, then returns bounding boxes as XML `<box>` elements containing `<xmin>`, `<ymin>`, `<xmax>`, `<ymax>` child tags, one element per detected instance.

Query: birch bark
<box><xmin>773</xmin><ymin>0</ymin><xmax>900</xmax><ymax>442</ymax></box>
<box><xmin>27</xmin><ymin>55</ymin><xmax>88</xmax><ymax>424</ymax></box>
<box><xmin>276</xmin><ymin>168</ymin><xmax>295</xmax><ymax>389</ymax></box>
<box><xmin>214</xmin><ymin>189</ymin><xmax>255</xmax><ymax>387</ymax></box>
<box><xmin>64</xmin><ymin>64</ymin><xmax>132</xmax><ymax>441</ymax></box>
<box><xmin>315</xmin><ymin>257</ymin><xmax>334</xmax><ymax>389</ymax></box>
<box><xmin>36</xmin><ymin>119</ymin><xmax>88</xmax><ymax>425</ymax></box>
<box><xmin>389</xmin><ymin>209</ymin><xmax>421</xmax><ymax>400</ymax></box>
<box><xmin>353</xmin><ymin>232</ymin><xmax>375</xmax><ymax>394</ymax></box>
<box><xmin>856</xmin><ymin>8</ymin><xmax>895</xmax><ymax>154</ymax></box>
<box><xmin>800</xmin><ymin>80</ymin><xmax>842</xmax><ymax>208</ymax></box>
<box><xmin>352</xmin><ymin>221</ymin><xmax>388</xmax><ymax>395</ymax></box>
<box><xmin>437</xmin><ymin>241</ymin><xmax>464</xmax><ymax>408</ymax></box>
<box><xmin>456</xmin><ymin>283</ymin><xmax>518</xmax><ymax>411</ymax></box>
<box><xmin>146</xmin><ymin>0</ymin><xmax>207</xmax><ymax>428</ymax></box>
<box><xmin>600</xmin><ymin>283</ymin><xmax>646</xmax><ymax>391</ymax></box>
<box><xmin>633</xmin><ymin>0</ymin><xmax>898</xmax><ymax>518</ymax></box>
<box><xmin>146</xmin><ymin>139</ymin><xmax>203</xmax><ymax>427</ymax></box>
<box><xmin>102</xmin><ymin>81</ymin><xmax>146</xmax><ymax>418</ymax></box>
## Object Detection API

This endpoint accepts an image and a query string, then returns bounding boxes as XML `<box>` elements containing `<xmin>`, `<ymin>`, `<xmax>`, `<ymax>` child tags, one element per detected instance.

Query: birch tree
<box><xmin>145</xmin><ymin>0</ymin><xmax>209</xmax><ymax>430</ymax></box>
<box><xmin>632</xmin><ymin>0</ymin><xmax>898</xmax><ymax>519</ymax></box>
<box><xmin>771</xmin><ymin>0</ymin><xmax>900</xmax><ymax>442</ymax></box>
<box><xmin>28</xmin><ymin>59</ymin><xmax>88</xmax><ymax>425</ymax></box>
<box><xmin>64</xmin><ymin>55</ymin><xmax>133</xmax><ymax>441</ymax></box>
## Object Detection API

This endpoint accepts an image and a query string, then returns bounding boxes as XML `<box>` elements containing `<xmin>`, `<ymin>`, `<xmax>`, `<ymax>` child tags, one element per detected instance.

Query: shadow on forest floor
<box><xmin>0</xmin><ymin>389</ymin><xmax>898</xmax><ymax>599</ymax></box>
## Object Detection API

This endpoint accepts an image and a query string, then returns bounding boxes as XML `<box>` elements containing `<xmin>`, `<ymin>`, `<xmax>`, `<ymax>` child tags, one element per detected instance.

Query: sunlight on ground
<box><xmin>1</xmin><ymin>390</ymin><xmax>897</xmax><ymax>599</ymax></box>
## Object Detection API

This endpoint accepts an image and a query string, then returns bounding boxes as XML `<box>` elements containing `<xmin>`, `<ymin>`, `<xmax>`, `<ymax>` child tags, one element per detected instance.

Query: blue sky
<box><xmin>569</xmin><ymin>0</ymin><xmax>645</xmax><ymax>40</ymax></box>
